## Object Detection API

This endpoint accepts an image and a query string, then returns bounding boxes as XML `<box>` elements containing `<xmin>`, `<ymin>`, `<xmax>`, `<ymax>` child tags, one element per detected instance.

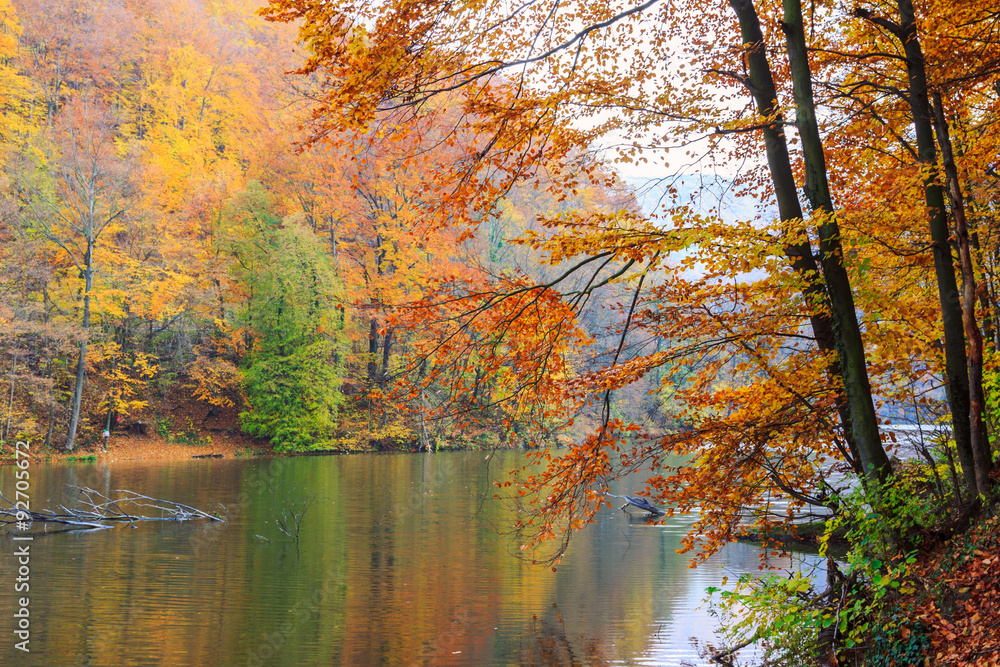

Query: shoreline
<box><xmin>4</xmin><ymin>431</ymin><xmax>276</xmax><ymax>464</ymax></box>
<box><xmin>3</xmin><ymin>431</ymin><xmax>478</xmax><ymax>465</ymax></box>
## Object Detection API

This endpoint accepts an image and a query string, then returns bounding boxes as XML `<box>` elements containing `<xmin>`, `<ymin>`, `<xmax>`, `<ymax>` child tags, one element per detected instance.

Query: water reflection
<box><xmin>0</xmin><ymin>453</ymin><xmax>823</xmax><ymax>665</ymax></box>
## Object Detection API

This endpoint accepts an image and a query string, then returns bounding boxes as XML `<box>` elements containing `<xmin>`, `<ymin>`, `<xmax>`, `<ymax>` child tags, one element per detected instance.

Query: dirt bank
<box><xmin>4</xmin><ymin>431</ymin><xmax>274</xmax><ymax>464</ymax></box>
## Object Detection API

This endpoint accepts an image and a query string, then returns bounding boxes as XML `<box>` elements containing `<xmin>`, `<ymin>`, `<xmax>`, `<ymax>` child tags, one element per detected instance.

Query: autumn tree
<box><xmin>724</xmin><ymin>0</ymin><xmax>889</xmax><ymax>483</ymax></box>
<box><xmin>12</xmin><ymin>95</ymin><xmax>134</xmax><ymax>450</ymax></box>
<box><xmin>0</xmin><ymin>0</ymin><xmax>33</xmax><ymax>147</ymax></box>
<box><xmin>835</xmin><ymin>0</ymin><xmax>998</xmax><ymax>496</ymax></box>
<box><xmin>262</xmin><ymin>0</ymin><xmax>1000</xmax><ymax>556</ymax></box>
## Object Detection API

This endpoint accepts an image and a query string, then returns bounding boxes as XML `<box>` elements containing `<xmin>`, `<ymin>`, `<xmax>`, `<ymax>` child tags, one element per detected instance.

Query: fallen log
<box><xmin>0</xmin><ymin>486</ymin><xmax>224</xmax><ymax>531</ymax></box>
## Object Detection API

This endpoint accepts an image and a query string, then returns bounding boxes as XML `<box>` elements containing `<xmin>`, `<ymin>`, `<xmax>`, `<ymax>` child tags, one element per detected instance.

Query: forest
<box><xmin>3</xmin><ymin>0</ymin><xmax>1000</xmax><ymax>663</ymax></box>
<box><xmin>0</xmin><ymin>0</ymin><xmax>651</xmax><ymax>455</ymax></box>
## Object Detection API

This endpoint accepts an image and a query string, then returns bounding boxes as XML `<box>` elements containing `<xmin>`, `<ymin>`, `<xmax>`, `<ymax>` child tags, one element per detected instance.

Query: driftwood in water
<box><xmin>0</xmin><ymin>486</ymin><xmax>224</xmax><ymax>531</ymax></box>
<box><xmin>710</xmin><ymin>638</ymin><xmax>754</xmax><ymax>666</ymax></box>
<box><xmin>191</xmin><ymin>453</ymin><xmax>223</xmax><ymax>459</ymax></box>
<box><xmin>606</xmin><ymin>493</ymin><xmax>665</xmax><ymax>515</ymax></box>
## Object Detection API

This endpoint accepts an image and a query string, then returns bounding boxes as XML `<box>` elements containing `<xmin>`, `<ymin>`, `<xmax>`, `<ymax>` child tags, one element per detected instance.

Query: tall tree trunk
<box><xmin>728</xmin><ymin>0</ymin><xmax>877</xmax><ymax>478</ymax></box>
<box><xmin>969</xmin><ymin>230</ymin><xmax>995</xmax><ymax>349</ymax></box>
<box><xmin>43</xmin><ymin>308</ymin><xmax>56</xmax><ymax>448</ymax></box>
<box><xmin>855</xmin><ymin>0</ymin><xmax>979</xmax><ymax>494</ymax></box>
<box><xmin>66</xmin><ymin>241</ymin><xmax>94</xmax><ymax>451</ymax></box>
<box><xmin>420</xmin><ymin>388</ymin><xmax>429</xmax><ymax>451</ymax></box>
<box><xmin>4</xmin><ymin>353</ymin><xmax>16</xmax><ymax>442</ymax></box>
<box><xmin>367</xmin><ymin>317</ymin><xmax>379</xmax><ymax>385</ymax></box>
<box><xmin>379</xmin><ymin>327</ymin><xmax>394</xmax><ymax>386</ymax></box>
<box><xmin>932</xmin><ymin>92</ymin><xmax>993</xmax><ymax>495</ymax></box>
<box><xmin>947</xmin><ymin>117</ymin><xmax>997</xmax><ymax>350</ymax></box>
<box><xmin>780</xmin><ymin>0</ymin><xmax>890</xmax><ymax>482</ymax></box>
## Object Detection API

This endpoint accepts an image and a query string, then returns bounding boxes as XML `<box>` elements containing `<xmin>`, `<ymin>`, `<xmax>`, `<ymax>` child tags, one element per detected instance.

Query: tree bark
<box><xmin>367</xmin><ymin>317</ymin><xmax>379</xmax><ymax>385</ymax></box>
<box><xmin>379</xmin><ymin>327</ymin><xmax>394</xmax><ymax>386</ymax></box>
<box><xmin>932</xmin><ymin>92</ymin><xmax>992</xmax><ymax>496</ymax></box>
<box><xmin>779</xmin><ymin>0</ymin><xmax>890</xmax><ymax>482</ymax></box>
<box><xmin>66</xmin><ymin>240</ymin><xmax>94</xmax><ymax>451</ymax></box>
<box><xmin>889</xmin><ymin>0</ymin><xmax>978</xmax><ymax>495</ymax></box>
<box><xmin>728</xmin><ymin>0</ymin><xmax>878</xmax><ymax>477</ymax></box>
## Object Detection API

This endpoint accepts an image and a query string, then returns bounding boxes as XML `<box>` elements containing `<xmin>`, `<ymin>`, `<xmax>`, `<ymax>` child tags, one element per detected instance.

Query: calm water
<box><xmin>0</xmin><ymin>451</ymin><xmax>823</xmax><ymax>666</ymax></box>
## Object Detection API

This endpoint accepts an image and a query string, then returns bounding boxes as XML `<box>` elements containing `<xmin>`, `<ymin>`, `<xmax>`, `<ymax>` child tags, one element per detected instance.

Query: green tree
<box><xmin>229</xmin><ymin>184</ymin><xmax>346</xmax><ymax>451</ymax></box>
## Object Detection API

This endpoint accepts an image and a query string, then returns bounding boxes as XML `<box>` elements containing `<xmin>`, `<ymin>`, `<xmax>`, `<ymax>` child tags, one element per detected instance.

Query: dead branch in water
<box><xmin>0</xmin><ymin>486</ymin><xmax>225</xmax><ymax>531</ymax></box>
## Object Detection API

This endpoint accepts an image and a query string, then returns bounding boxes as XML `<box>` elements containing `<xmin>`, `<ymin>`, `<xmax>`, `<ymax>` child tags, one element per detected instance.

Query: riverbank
<box><xmin>3</xmin><ymin>425</ymin><xmax>477</xmax><ymax>464</ymax></box>
<box><xmin>1</xmin><ymin>431</ymin><xmax>275</xmax><ymax>464</ymax></box>
<box><xmin>897</xmin><ymin>505</ymin><xmax>1000</xmax><ymax>665</ymax></box>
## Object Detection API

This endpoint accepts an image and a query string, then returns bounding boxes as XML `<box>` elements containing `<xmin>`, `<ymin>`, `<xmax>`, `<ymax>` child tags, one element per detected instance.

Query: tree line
<box><xmin>0</xmin><ymin>0</ymin><xmax>641</xmax><ymax>453</ymax></box>
<box><xmin>260</xmin><ymin>0</ymin><xmax>1000</xmax><ymax>657</ymax></box>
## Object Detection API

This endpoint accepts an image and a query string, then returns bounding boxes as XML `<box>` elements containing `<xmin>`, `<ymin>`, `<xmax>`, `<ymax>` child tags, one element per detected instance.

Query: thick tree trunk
<box><xmin>728</xmin><ymin>0</ymin><xmax>876</xmax><ymax>477</ymax></box>
<box><xmin>932</xmin><ymin>93</ymin><xmax>993</xmax><ymax>496</ymax></box>
<box><xmin>780</xmin><ymin>0</ymin><xmax>890</xmax><ymax>482</ymax></box>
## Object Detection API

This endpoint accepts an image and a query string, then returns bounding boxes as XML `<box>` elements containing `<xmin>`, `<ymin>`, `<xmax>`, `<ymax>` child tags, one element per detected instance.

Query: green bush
<box><xmin>707</xmin><ymin>475</ymin><xmax>939</xmax><ymax>665</ymax></box>
<box><xmin>708</xmin><ymin>572</ymin><xmax>826</xmax><ymax>666</ymax></box>
<box><xmin>155</xmin><ymin>416</ymin><xmax>173</xmax><ymax>442</ymax></box>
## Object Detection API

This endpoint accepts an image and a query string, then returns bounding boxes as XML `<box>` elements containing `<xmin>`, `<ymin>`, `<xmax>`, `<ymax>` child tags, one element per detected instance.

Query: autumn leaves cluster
<box><xmin>3</xmin><ymin>0</ymin><xmax>1000</xmax><ymax>576</ymax></box>
<box><xmin>0</xmin><ymin>0</ymin><xmax>638</xmax><ymax>453</ymax></box>
<box><xmin>257</xmin><ymin>0</ymin><xmax>1000</xmax><ymax>568</ymax></box>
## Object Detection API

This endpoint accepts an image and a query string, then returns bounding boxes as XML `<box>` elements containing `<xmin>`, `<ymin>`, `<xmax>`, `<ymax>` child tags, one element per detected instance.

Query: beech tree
<box><xmin>844</xmin><ymin>0</ymin><xmax>995</xmax><ymax>495</ymax></box>
<box><xmin>263</xmin><ymin>0</ymin><xmax>1000</xmax><ymax>557</ymax></box>
<box><xmin>12</xmin><ymin>96</ymin><xmax>133</xmax><ymax>450</ymax></box>
<box><xmin>726</xmin><ymin>0</ymin><xmax>889</xmax><ymax>483</ymax></box>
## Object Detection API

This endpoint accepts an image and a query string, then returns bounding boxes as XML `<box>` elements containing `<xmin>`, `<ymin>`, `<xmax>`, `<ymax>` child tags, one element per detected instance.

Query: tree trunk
<box><xmin>43</xmin><ymin>297</ymin><xmax>56</xmax><ymax>448</ymax></box>
<box><xmin>66</xmin><ymin>241</ymin><xmax>94</xmax><ymax>451</ymax></box>
<box><xmin>780</xmin><ymin>0</ymin><xmax>890</xmax><ymax>482</ymax></box>
<box><xmin>948</xmin><ymin>119</ymin><xmax>997</xmax><ymax>350</ymax></box>
<box><xmin>4</xmin><ymin>353</ymin><xmax>16</xmax><ymax>442</ymax></box>
<box><xmin>328</xmin><ymin>215</ymin><xmax>338</xmax><ymax>262</ymax></box>
<box><xmin>728</xmin><ymin>0</ymin><xmax>872</xmax><ymax>477</ymax></box>
<box><xmin>892</xmin><ymin>0</ymin><xmax>978</xmax><ymax>495</ymax></box>
<box><xmin>367</xmin><ymin>318</ymin><xmax>379</xmax><ymax>385</ymax></box>
<box><xmin>969</xmin><ymin>230</ymin><xmax>995</xmax><ymax>350</ymax></box>
<box><xmin>379</xmin><ymin>327</ymin><xmax>394</xmax><ymax>386</ymax></box>
<box><xmin>932</xmin><ymin>92</ymin><xmax>993</xmax><ymax>496</ymax></box>
<box><xmin>420</xmin><ymin>389</ymin><xmax>429</xmax><ymax>451</ymax></box>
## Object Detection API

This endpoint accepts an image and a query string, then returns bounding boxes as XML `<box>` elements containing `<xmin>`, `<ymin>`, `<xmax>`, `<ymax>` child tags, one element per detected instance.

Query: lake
<box><xmin>0</xmin><ymin>451</ymin><xmax>824</xmax><ymax>665</ymax></box>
